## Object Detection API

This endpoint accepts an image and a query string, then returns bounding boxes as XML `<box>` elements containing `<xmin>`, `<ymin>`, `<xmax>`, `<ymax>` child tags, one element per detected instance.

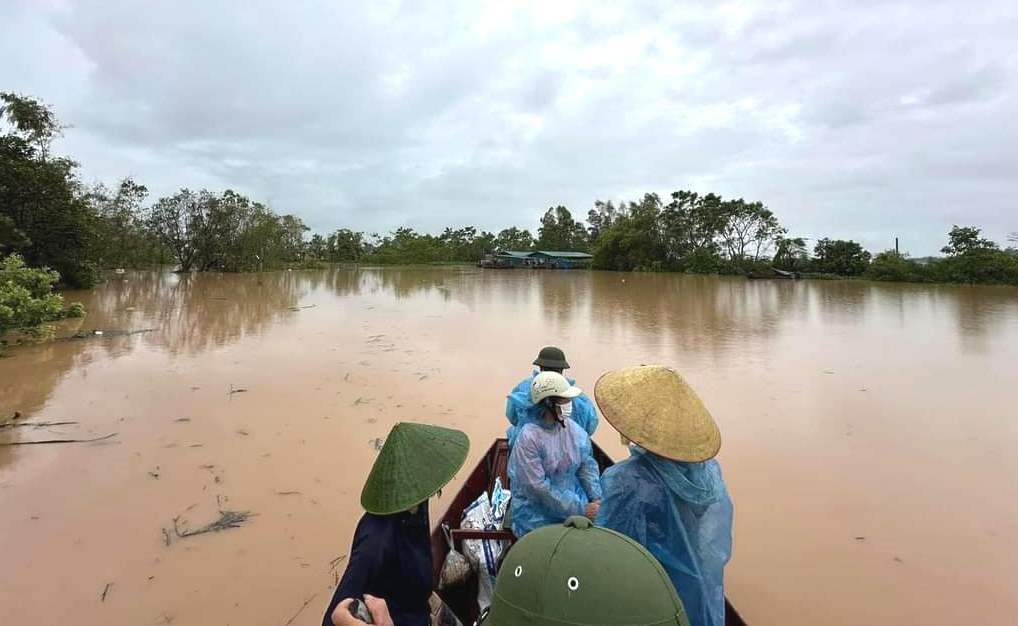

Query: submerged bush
<box><xmin>0</xmin><ymin>253</ymin><xmax>85</xmax><ymax>336</ymax></box>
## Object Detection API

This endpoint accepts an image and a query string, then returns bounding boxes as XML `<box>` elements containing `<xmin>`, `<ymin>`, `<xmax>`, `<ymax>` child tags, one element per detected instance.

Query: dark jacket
<box><xmin>322</xmin><ymin>508</ymin><xmax>433</xmax><ymax>626</ymax></box>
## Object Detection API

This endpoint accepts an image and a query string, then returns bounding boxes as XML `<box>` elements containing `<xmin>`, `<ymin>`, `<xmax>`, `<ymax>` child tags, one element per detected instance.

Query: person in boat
<box><xmin>505</xmin><ymin>346</ymin><xmax>599</xmax><ymax>447</ymax></box>
<box><xmin>322</xmin><ymin>422</ymin><xmax>469</xmax><ymax>626</ymax></box>
<box><xmin>593</xmin><ymin>366</ymin><xmax>733</xmax><ymax>626</ymax></box>
<box><xmin>507</xmin><ymin>371</ymin><xmax>603</xmax><ymax>538</ymax></box>
<box><xmin>480</xmin><ymin>516</ymin><xmax>690</xmax><ymax>626</ymax></box>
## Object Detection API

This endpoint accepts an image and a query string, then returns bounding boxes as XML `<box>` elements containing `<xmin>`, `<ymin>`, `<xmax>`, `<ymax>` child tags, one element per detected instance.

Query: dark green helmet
<box><xmin>485</xmin><ymin>517</ymin><xmax>689</xmax><ymax>626</ymax></box>
<box><xmin>533</xmin><ymin>346</ymin><xmax>570</xmax><ymax>370</ymax></box>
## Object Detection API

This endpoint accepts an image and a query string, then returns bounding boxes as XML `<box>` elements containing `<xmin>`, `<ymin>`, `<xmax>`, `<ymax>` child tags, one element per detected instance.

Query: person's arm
<box><xmin>512</xmin><ymin>429</ymin><xmax>586</xmax><ymax>518</ymax></box>
<box><xmin>575</xmin><ymin>429</ymin><xmax>603</xmax><ymax>502</ymax></box>
<box><xmin>322</xmin><ymin>518</ymin><xmax>384</xmax><ymax>626</ymax></box>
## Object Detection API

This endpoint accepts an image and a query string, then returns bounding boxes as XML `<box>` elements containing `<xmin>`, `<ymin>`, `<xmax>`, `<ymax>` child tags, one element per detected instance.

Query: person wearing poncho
<box><xmin>507</xmin><ymin>371</ymin><xmax>603</xmax><ymax>538</ymax></box>
<box><xmin>594</xmin><ymin>366</ymin><xmax>733</xmax><ymax>626</ymax></box>
<box><xmin>505</xmin><ymin>346</ymin><xmax>599</xmax><ymax>447</ymax></box>
<box><xmin>322</xmin><ymin>423</ymin><xmax>469</xmax><ymax>626</ymax></box>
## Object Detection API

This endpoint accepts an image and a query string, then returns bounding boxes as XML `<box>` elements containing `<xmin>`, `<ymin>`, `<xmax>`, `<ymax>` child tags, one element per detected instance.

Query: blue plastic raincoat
<box><xmin>596</xmin><ymin>446</ymin><xmax>733</xmax><ymax>626</ymax></box>
<box><xmin>505</xmin><ymin>372</ymin><xmax>599</xmax><ymax>447</ymax></box>
<box><xmin>507</xmin><ymin>419</ymin><xmax>603</xmax><ymax>538</ymax></box>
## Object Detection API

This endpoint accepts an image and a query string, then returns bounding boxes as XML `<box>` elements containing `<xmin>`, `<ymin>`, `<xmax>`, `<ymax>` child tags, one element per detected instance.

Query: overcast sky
<box><xmin>3</xmin><ymin>0</ymin><xmax>1016</xmax><ymax>254</ymax></box>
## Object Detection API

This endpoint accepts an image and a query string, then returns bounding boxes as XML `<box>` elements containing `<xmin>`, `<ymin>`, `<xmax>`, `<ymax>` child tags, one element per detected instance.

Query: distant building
<box><xmin>486</xmin><ymin>250</ymin><xmax>593</xmax><ymax>269</ymax></box>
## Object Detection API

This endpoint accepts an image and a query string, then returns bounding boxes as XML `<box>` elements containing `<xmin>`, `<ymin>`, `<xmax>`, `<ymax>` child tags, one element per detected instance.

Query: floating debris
<box><xmin>283</xmin><ymin>593</ymin><xmax>318</xmax><ymax>626</ymax></box>
<box><xmin>172</xmin><ymin>509</ymin><xmax>253</xmax><ymax>539</ymax></box>
<box><xmin>276</xmin><ymin>490</ymin><xmax>301</xmax><ymax>496</ymax></box>
<box><xmin>173</xmin><ymin>417</ymin><xmax>191</xmax><ymax>423</ymax></box>
<box><xmin>369</xmin><ymin>437</ymin><xmax>384</xmax><ymax>451</ymax></box>
<box><xmin>0</xmin><ymin>420</ymin><xmax>78</xmax><ymax>429</ymax></box>
<box><xmin>0</xmin><ymin>432</ymin><xmax>118</xmax><ymax>447</ymax></box>
<box><xmin>100</xmin><ymin>582</ymin><xmax>113</xmax><ymax>602</ymax></box>
<box><xmin>228</xmin><ymin>385</ymin><xmax>248</xmax><ymax>395</ymax></box>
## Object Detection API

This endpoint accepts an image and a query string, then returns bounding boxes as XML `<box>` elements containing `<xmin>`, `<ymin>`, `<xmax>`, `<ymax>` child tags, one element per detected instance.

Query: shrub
<box><xmin>0</xmin><ymin>253</ymin><xmax>85</xmax><ymax>335</ymax></box>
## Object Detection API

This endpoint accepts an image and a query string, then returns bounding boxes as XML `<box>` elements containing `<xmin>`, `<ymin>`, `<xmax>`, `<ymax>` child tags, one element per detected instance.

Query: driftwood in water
<box><xmin>0</xmin><ymin>420</ymin><xmax>79</xmax><ymax>430</ymax></box>
<box><xmin>172</xmin><ymin>509</ymin><xmax>253</xmax><ymax>539</ymax></box>
<box><xmin>0</xmin><ymin>432</ymin><xmax>118</xmax><ymax>447</ymax></box>
<box><xmin>283</xmin><ymin>593</ymin><xmax>318</xmax><ymax>626</ymax></box>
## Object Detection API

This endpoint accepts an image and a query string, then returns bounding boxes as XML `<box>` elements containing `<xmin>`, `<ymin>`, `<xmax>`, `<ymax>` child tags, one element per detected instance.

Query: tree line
<box><xmin>3</xmin><ymin>92</ymin><xmax>1017</xmax><ymax>297</ymax></box>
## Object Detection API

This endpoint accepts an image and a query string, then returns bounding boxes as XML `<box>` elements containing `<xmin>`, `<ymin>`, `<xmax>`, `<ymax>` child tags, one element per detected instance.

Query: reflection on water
<box><xmin>1</xmin><ymin>268</ymin><xmax>1017</xmax><ymax>626</ymax></box>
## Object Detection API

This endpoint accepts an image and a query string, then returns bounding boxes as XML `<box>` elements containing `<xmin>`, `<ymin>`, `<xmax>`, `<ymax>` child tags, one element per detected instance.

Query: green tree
<box><xmin>86</xmin><ymin>177</ymin><xmax>168</xmax><ymax>268</ymax></box>
<box><xmin>660</xmin><ymin>191</ymin><xmax>725</xmax><ymax>266</ymax></box>
<box><xmin>0</xmin><ymin>93</ymin><xmax>96</xmax><ymax>287</ymax></box>
<box><xmin>586</xmin><ymin>200</ymin><xmax>620</xmax><ymax>243</ymax></box>
<box><xmin>717</xmin><ymin>199</ymin><xmax>785</xmax><ymax>261</ymax></box>
<box><xmin>866</xmin><ymin>250</ymin><xmax>931</xmax><ymax>282</ymax></box>
<box><xmin>591</xmin><ymin>194</ymin><xmax>666</xmax><ymax>271</ymax></box>
<box><xmin>936</xmin><ymin>226</ymin><xmax>1017</xmax><ymax>284</ymax></box>
<box><xmin>812</xmin><ymin>238</ymin><xmax>871</xmax><ymax>276</ymax></box>
<box><xmin>495</xmin><ymin>227</ymin><xmax>534</xmax><ymax>251</ymax></box>
<box><xmin>537</xmin><ymin>206</ymin><xmax>586</xmax><ymax>251</ymax></box>
<box><xmin>327</xmin><ymin>229</ymin><xmax>365</xmax><ymax>261</ymax></box>
<box><xmin>941</xmin><ymin>225</ymin><xmax>998</xmax><ymax>256</ymax></box>
<box><xmin>772</xmin><ymin>236</ymin><xmax>809</xmax><ymax>272</ymax></box>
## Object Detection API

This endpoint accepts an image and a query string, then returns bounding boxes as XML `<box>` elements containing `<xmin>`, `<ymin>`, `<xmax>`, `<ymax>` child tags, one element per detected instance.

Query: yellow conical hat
<box><xmin>594</xmin><ymin>365</ymin><xmax>720</xmax><ymax>462</ymax></box>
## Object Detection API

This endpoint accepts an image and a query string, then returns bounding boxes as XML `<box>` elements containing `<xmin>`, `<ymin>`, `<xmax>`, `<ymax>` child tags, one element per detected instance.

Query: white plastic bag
<box><xmin>461</xmin><ymin>478</ymin><xmax>511</xmax><ymax>611</ymax></box>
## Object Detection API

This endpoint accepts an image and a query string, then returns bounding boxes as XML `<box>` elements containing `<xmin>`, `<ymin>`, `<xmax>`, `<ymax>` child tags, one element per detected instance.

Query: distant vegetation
<box><xmin>3</xmin><ymin>91</ymin><xmax>1017</xmax><ymax>315</ymax></box>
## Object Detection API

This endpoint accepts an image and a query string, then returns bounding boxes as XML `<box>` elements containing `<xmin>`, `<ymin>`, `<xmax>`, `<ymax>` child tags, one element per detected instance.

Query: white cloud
<box><xmin>2</xmin><ymin>0</ymin><xmax>1016</xmax><ymax>254</ymax></box>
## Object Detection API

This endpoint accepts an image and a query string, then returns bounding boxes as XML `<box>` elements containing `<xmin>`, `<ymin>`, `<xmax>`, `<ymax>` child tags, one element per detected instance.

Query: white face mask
<box><xmin>560</xmin><ymin>401</ymin><xmax>573</xmax><ymax>420</ymax></box>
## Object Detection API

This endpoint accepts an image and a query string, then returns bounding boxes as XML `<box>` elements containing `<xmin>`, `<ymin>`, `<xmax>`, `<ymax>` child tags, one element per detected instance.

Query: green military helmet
<box><xmin>533</xmin><ymin>346</ymin><xmax>570</xmax><ymax>370</ymax></box>
<box><xmin>485</xmin><ymin>516</ymin><xmax>689</xmax><ymax>626</ymax></box>
<box><xmin>360</xmin><ymin>422</ymin><xmax>469</xmax><ymax>515</ymax></box>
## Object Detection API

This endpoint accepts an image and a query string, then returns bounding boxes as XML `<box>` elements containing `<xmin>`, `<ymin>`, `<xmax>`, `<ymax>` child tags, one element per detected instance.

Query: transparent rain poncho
<box><xmin>596</xmin><ymin>446</ymin><xmax>733</xmax><ymax>626</ymax></box>
<box><xmin>507</xmin><ymin>418</ymin><xmax>603</xmax><ymax>538</ymax></box>
<box><xmin>505</xmin><ymin>373</ymin><xmax>599</xmax><ymax>447</ymax></box>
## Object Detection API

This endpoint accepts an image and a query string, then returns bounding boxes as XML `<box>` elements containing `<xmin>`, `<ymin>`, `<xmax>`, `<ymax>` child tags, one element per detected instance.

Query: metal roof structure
<box><xmin>531</xmin><ymin>250</ymin><xmax>594</xmax><ymax>259</ymax></box>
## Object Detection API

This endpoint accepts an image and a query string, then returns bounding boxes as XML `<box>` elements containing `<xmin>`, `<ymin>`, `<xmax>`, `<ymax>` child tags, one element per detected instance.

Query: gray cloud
<box><xmin>2</xmin><ymin>0</ymin><xmax>1017</xmax><ymax>254</ymax></box>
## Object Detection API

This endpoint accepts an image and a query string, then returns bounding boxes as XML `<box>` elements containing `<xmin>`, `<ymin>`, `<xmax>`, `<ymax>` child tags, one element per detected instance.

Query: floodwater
<box><xmin>1</xmin><ymin>268</ymin><xmax>1017</xmax><ymax>626</ymax></box>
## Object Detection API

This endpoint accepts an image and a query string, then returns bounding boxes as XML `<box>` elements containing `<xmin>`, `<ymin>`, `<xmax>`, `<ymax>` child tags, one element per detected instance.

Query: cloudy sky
<box><xmin>3</xmin><ymin>0</ymin><xmax>1016</xmax><ymax>254</ymax></box>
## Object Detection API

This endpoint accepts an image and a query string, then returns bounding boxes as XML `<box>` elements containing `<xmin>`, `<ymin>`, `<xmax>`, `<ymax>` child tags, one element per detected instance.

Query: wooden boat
<box><xmin>430</xmin><ymin>438</ymin><xmax>748</xmax><ymax>626</ymax></box>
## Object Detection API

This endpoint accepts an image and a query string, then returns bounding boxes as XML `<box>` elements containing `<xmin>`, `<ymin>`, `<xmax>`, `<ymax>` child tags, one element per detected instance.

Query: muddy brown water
<box><xmin>2</xmin><ymin>268</ymin><xmax>1017</xmax><ymax>626</ymax></box>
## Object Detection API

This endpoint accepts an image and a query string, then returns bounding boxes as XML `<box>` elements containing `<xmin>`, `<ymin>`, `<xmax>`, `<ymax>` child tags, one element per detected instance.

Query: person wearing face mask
<box><xmin>505</xmin><ymin>347</ymin><xmax>599</xmax><ymax>447</ymax></box>
<box><xmin>506</xmin><ymin>372</ymin><xmax>603</xmax><ymax>538</ymax></box>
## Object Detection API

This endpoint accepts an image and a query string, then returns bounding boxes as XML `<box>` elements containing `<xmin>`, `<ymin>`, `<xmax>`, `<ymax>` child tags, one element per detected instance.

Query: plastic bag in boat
<box><xmin>438</xmin><ymin>523</ymin><xmax>472</xmax><ymax>590</ymax></box>
<box><xmin>461</xmin><ymin>478</ymin><xmax>511</xmax><ymax>611</ymax></box>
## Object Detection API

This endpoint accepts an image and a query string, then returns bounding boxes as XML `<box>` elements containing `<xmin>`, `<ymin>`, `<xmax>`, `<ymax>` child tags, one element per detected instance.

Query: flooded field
<box><xmin>2</xmin><ymin>267</ymin><xmax>1017</xmax><ymax>626</ymax></box>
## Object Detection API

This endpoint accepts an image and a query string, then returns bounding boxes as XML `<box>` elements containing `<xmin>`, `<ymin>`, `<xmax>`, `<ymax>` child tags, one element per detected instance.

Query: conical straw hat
<box><xmin>594</xmin><ymin>366</ymin><xmax>720</xmax><ymax>462</ymax></box>
<box><xmin>361</xmin><ymin>422</ymin><xmax>470</xmax><ymax>515</ymax></box>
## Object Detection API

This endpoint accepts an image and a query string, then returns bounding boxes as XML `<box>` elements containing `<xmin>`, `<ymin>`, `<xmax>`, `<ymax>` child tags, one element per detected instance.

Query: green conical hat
<box><xmin>486</xmin><ymin>516</ymin><xmax>689</xmax><ymax>626</ymax></box>
<box><xmin>360</xmin><ymin>422</ymin><xmax>469</xmax><ymax>515</ymax></box>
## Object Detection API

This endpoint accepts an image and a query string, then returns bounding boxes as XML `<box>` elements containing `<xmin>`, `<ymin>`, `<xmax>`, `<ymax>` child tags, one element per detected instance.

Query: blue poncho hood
<box><xmin>634</xmin><ymin>445</ymin><xmax>726</xmax><ymax>506</ymax></box>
